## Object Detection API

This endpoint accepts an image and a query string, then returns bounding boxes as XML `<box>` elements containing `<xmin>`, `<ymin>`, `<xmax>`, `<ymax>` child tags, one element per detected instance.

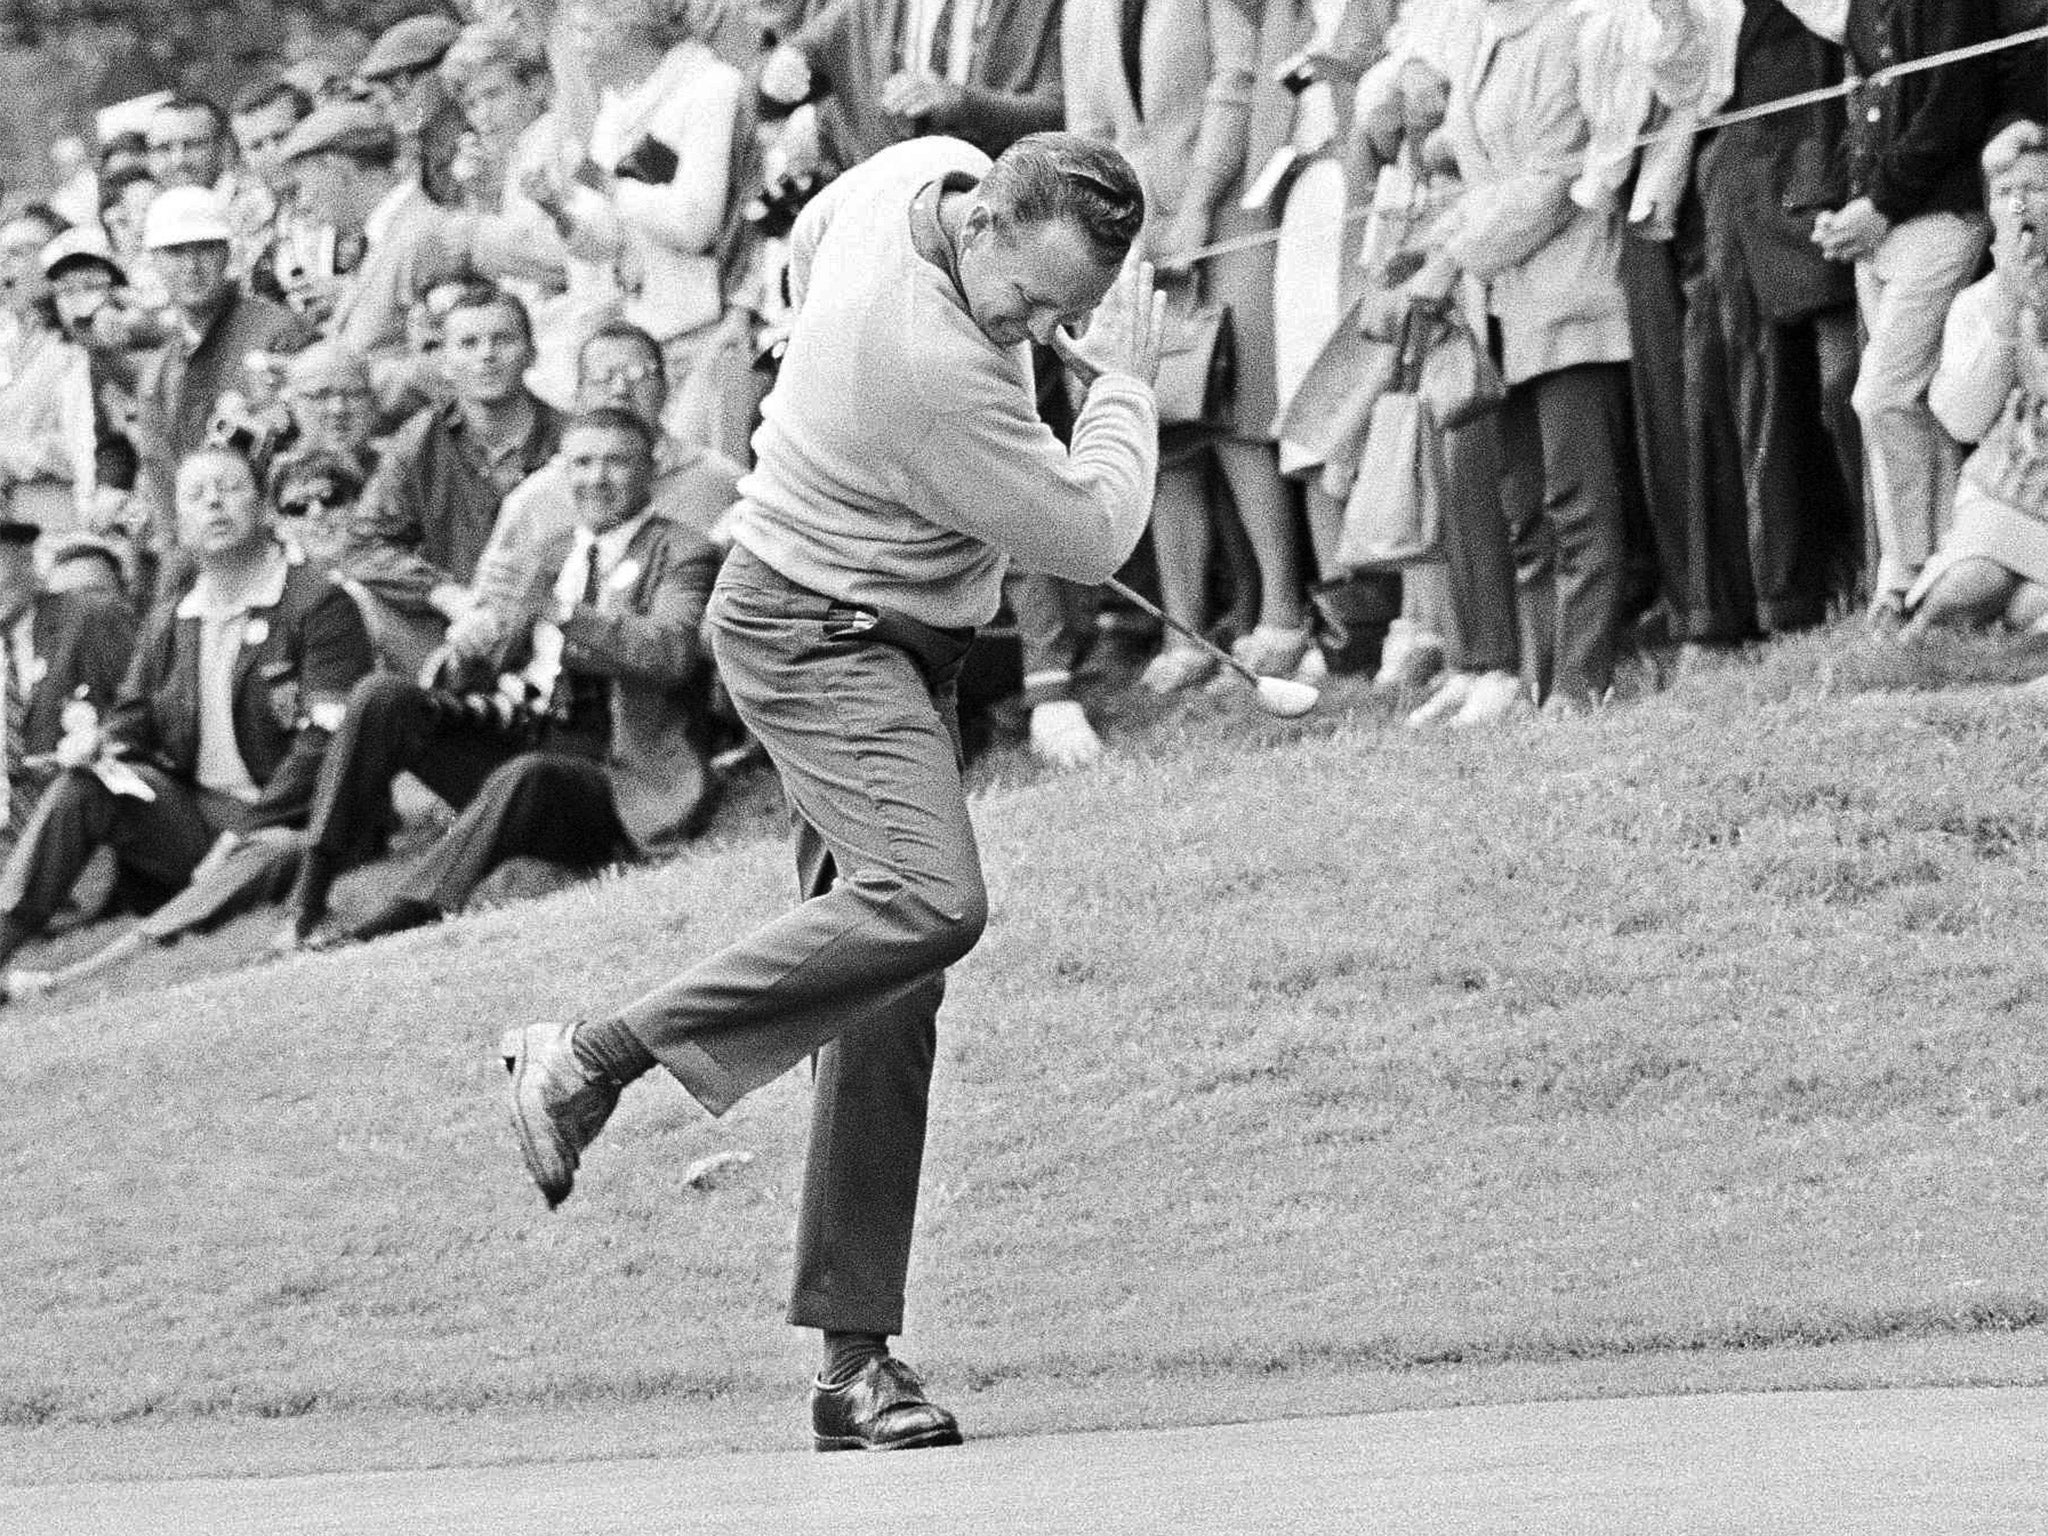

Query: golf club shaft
<box><xmin>1104</xmin><ymin>578</ymin><xmax>1264</xmax><ymax>687</ymax></box>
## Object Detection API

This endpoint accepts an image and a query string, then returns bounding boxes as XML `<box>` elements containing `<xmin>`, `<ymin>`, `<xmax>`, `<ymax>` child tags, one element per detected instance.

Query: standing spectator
<box><xmin>143</xmin><ymin>94</ymin><xmax>231</xmax><ymax>192</ymax></box>
<box><xmin>0</xmin><ymin>443</ymin><xmax>373</xmax><ymax>982</ymax></box>
<box><xmin>98</xmin><ymin>166</ymin><xmax>163</xmax><ymax>297</ymax></box>
<box><xmin>228</xmin><ymin>78</ymin><xmax>322</xmax><ymax>304</ymax></box>
<box><xmin>358</xmin><ymin>13</ymin><xmax>471</xmax><ymax>209</ymax></box>
<box><xmin>523</xmin><ymin>0</ymin><xmax>750</xmax><ymax>459</ymax></box>
<box><xmin>129</xmin><ymin>187</ymin><xmax>310</xmax><ymax>598</ymax></box>
<box><xmin>1818</xmin><ymin>0</ymin><xmax>1996</xmax><ymax>623</ymax></box>
<box><xmin>1404</xmin><ymin>0</ymin><xmax>1637</xmax><ymax>710</ymax></box>
<box><xmin>440</xmin><ymin>18</ymin><xmax>558</xmax><ymax>211</ymax></box>
<box><xmin>1065</xmin><ymin>0</ymin><xmax>1312</xmax><ymax>691</ymax></box>
<box><xmin>1686</xmin><ymin>0</ymin><xmax>1864</xmax><ymax>649</ymax></box>
<box><xmin>280</xmin><ymin>101</ymin><xmax>562</xmax><ymax>418</ymax></box>
<box><xmin>0</xmin><ymin>210</ymin><xmax>98</xmax><ymax>541</ymax></box>
<box><xmin>761</xmin><ymin>0</ymin><xmax>1065</xmax><ymax>170</ymax></box>
<box><xmin>343</xmin><ymin>285</ymin><xmax>564</xmax><ymax>672</ymax></box>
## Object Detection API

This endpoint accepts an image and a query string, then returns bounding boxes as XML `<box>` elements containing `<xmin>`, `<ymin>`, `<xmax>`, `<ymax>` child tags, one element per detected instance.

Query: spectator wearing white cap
<box><xmin>0</xmin><ymin>211</ymin><xmax>98</xmax><ymax>543</ymax></box>
<box><xmin>40</xmin><ymin>227</ymin><xmax>155</xmax><ymax>546</ymax></box>
<box><xmin>130</xmin><ymin>185</ymin><xmax>311</xmax><ymax>602</ymax></box>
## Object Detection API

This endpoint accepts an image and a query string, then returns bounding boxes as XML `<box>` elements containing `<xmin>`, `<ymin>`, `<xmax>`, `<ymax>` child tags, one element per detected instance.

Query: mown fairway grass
<box><xmin>6</xmin><ymin>624</ymin><xmax>2048</xmax><ymax>1480</ymax></box>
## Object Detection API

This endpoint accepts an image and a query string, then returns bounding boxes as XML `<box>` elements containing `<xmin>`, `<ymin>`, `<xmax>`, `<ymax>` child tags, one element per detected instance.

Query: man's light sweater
<box><xmin>729</xmin><ymin>137</ymin><xmax>1159</xmax><ymax>630</ymax></box>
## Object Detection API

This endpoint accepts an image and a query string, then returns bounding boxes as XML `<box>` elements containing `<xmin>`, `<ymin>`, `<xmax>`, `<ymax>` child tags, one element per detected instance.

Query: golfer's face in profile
<box><xmin>959</xmin><ymin>210</ymin><xmax>1121</xmax><ymax>350</ymax></box>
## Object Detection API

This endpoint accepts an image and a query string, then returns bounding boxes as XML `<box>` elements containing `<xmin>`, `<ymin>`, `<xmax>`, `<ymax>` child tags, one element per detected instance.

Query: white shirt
<box><xmin>363</xmin><ymin>178</ymin><xmax>418</xmax><ymax>253</ymax></box>
<box><xmin>175</xmin><ymin>545</ymin><xmax>292</xmax><ymax>803</ymax></box>
<box><xmin>512</xmin><ymin>510</ymin><xmax>653</xmax><ymax>706</ymax></box>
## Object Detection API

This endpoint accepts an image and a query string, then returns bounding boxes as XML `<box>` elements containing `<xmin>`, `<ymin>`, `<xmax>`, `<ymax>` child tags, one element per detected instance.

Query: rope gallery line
<box><xmin>1180</xmin><ymin>20</ymin><xmax>2048</xmax><ymax>267</ymax></box>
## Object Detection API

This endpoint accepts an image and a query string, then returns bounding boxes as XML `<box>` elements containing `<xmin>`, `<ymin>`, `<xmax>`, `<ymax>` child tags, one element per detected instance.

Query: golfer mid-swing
<box><xmin>502</xmin><ymin>131</ymin><xmax>1164</xmax><ymax>1451</ymax></box>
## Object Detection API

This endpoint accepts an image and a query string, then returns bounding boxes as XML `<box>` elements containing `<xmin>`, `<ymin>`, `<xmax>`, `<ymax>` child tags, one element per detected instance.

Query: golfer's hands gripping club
<box><xmin>1054</xmin><ymin>260</ymin><xmax>1168</xmax><ymax>391</ymax></box>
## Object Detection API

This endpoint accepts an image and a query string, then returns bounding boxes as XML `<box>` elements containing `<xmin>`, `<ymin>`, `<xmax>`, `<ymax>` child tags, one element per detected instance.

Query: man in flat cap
<box><xmin>130</xmin><ymin>185</ymin><xmax>311</xmax><ymax>604</ymax></box>
<box><xmin>359</xmin><ymin>13</ymin><xmax>470</xmax><ymax>209</ymax></box>
<box><xmin>281</xmin><ymin>101</ymin><xmax>561</xmax><ymax>418</ymax></box>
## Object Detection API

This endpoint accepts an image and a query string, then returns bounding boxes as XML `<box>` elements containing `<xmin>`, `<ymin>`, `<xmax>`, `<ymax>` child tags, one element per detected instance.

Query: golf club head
<box><xmin>1254</xmin><ymin>676</ymin><xmax>1320</xmax><ymax>717</ymax></box>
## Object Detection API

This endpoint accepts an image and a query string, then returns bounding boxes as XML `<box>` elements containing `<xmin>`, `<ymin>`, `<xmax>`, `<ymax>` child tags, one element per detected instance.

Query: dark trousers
<box><xmin>1621</xmin><ymin>223</ymin><xmax>1712</xmax><ymax>629</ymax></box>
<box><xmin>397</xmin><ymin>752</ymin><xmax>632</xmax><ymax>913</ymax></box>
<box><xmin>1439</xmin><ymin>413</ymin><xmax>1520</xmax><ymax>675</ymax></box>
<box><xmin>1687</xmin><ymin>260</ymin><xmax>1864</xmax><ymax>638</ymax></box>
<box><xmin>1008</xmin><ymin>570</ymin><xmax>1100</xmax><ymax>708</ymax></box>
<box><xmin>305</xmin><ymin>673</ymin><xmax>602</xmax><ymax>865</ymax></box>
<box><xmin>612</xmin><ymin>547</ymin><xmax>985</xmax><ymax>1337</ymax></box>
<box><xmin>0</xmin><ymin>765</ymin><xmax>254</xmax><ymax>941</ymax></box>
<box><xmin>1502</xmin><ymin>363</ymin><xmax>1636</xmax><ymax>704</ymax></box>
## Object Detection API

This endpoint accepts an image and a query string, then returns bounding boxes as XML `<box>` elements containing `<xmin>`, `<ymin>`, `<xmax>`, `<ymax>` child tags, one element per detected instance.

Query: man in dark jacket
<box><xmin>130</xmin><ymin>185</ymin><xmax>312</xmax><ymax>600</ymax></box>
<box><xmin>0</xmin><ymin>516</ymin><xmax>136</xmax><ymax>859</ymax></box>
<box><xmin>283</xmin><ymin>407</ymin><xmax>719</xmax><ymax>946</ymax></box>
<box><xmin>0</xmin><ymin>445</ymin><xmax>373</xmax><ymax>974</ymax></box>
<box><xmin>1818</xmin><ymin>0</ymin><xmax>1997</xmax><ymax>620</ymax></box>
<box><xmin>1686</xmin><ymin>0</ymin><xmax>1867</xmax><ymax>644</ymax></box>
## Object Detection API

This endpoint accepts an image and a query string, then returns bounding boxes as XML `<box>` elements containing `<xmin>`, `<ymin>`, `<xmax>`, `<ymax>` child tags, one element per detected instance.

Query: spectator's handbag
<box><xmin>1153</xmin><ymin>300</ymin><xmax>1237</xmax><ymax>432</ymax></box>
<box><xmin>1335</xmin><ymin>316</ymin><xmax>1445</xmax><ymax>569</ymax></box>
<box><xmin>1417</xmin><ymin>314</ymin><xmax>1505</xmax><ymax>430</ymax></box>
<box><xmin>1275</xmin><ymin>295</ymin><xmax>1398</xmax><ymax>487</ymax></box>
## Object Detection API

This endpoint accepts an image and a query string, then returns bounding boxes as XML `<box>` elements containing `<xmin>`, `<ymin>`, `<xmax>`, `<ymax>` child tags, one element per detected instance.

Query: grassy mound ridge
<box><xmin>5</xmin><ymin>656</ymin><xmax>2048</xmax><ymax>1435</ymax></box>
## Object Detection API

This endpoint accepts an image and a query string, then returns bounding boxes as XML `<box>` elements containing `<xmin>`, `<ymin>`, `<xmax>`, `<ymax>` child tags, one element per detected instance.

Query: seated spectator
<box><xmin>342</xmin><ymin>284</ymin><xmax>564</xmax><ymax>672</ymax></box>
<box><xmin>271</xmin><ymin>447</ymin><xmax>370</xmax><ymax>570</ymax></box>
<box><xmin>129</xmin><ymin>186</ymin><xmax>311</xmax><ymax>599</ymax></box>
<box><xmin>523</xmin><ymin>0</ymin><xmax>750</xmax><ymax>456</ymax></box>
<box><xmin>479</xmin><ymin>319</ymin><xmax>742</xmax><ymax>584</ymax></box>
<box><xmin>0</xmin><ymin>208</ymin><xmax>98</xmax><ymax>542</ymax></box>
<box><xmin>0</xmin><ymin>443</ymin><xmax>373</xmax><ymax>982</ymax></box>
<box><xmin>282</xmin><ymin>406</ymin><xmax>720</xmax><ymax>947</ymax></box>
<box><xmin>1905</xmin><ymin>121</ymin><xmax>2048</xmax><ymax>638</ymax></box>
<box><xmin>279</xmin><ymin>101</ymin><xmax>561</xmax><ymax>417</ymax></box>
<box><xmin>0</xmin><ymin>514</ymin><xmax>136</xmax><ymax>863</ymax></box>
<box><xmin>280</xmin><ymin>339</ymin><xmax>382</xmax><ymax>476</ymax></box>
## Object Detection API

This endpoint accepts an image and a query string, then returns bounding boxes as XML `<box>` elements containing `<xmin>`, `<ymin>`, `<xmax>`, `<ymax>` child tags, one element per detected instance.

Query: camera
<box><xmin>745</xmin><ymin>168</ymin><xmax>834</xmax><ymax>240</ymax></box>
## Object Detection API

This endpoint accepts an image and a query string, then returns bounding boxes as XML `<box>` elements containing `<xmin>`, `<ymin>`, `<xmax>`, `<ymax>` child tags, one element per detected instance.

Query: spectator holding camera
<box><xmin>282</xmin><ymin>405</ymin><xmax>719</xmax><ymax>949</ymax></box>
<box><xmin>1902</xmin><ymin>121</ymin><xmax>2048</xmax><ymax>637</ymax></box>
<box><xmin>0</xmin><ymin>442</ymin><xmax>372</xmax><ymax>987</ymax></box>
<box><xmin>128</xmin><ymin>186</ymin><xmax>310</xmax><ymax>602</ymax></box>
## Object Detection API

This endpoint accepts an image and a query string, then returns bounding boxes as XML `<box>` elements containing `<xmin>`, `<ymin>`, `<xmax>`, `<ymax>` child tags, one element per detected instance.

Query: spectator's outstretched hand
<box><xmin>1052</xmin><ymin>259</ymin><xmax>1167</xmax><ymax>389</ymax></box>
<box><xmin>762</xmin><ymin>46</ymin><xmax>814</xmax><ymax>106</ymax></box>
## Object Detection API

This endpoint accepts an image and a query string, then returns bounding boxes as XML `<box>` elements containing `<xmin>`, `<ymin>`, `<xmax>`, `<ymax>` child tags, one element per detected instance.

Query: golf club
<box><xmin>1105</xmin><ymin>578</ymin><xmax>1321</xmax><ymax>717</ymax></box>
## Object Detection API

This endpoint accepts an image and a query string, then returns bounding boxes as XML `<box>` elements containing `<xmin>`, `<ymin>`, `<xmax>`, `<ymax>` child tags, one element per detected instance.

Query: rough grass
<box><xmin>6</xmin><ymin>622</ymin><xmax>2048</xmax><ymax>1477</ymax></box>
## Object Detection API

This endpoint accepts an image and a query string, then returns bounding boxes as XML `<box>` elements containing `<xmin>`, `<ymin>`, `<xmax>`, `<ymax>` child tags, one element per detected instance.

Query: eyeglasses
<box><xmin>585</xmin><ymin>363</ymin><xmax>658</xmax><ymax>388</ymax></box>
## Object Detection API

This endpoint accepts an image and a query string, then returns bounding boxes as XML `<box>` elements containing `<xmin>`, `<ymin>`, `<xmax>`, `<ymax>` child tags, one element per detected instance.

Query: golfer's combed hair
<box><xmin>983</xmin><ymin>132</ymin><xmax>1146</xmax><ymax>264</ymax></box>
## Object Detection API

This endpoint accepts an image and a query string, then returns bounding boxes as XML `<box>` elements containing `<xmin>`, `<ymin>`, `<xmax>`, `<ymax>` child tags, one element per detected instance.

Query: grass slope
<box><xmin>6</xmin><ymin>625</ymin><xmax>2048</xmax><ymax>1473</ymax></box>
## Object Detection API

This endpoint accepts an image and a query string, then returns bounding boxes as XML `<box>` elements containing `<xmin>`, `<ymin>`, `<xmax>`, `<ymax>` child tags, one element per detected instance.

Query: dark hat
<box><xmin>359</xmin><ymin>15</ymin><xmax>461</xmax><ymax>81</ymax></box>
<box><xmin>277</xmin><ymin>101</ymin><xmax>399</xmax><ymax>164</ymax></box>
<box><xmin>0</xmin><ymin>517</ymin><xmax>42</xmax><ymax>547</ymax></box>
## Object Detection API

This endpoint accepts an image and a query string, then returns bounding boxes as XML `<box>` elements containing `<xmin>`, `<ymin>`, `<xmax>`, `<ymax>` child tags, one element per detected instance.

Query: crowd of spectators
<box><xmin>0</xmin><ymin>0</ymin><xmax>2045</xmax><ymax>991</ymax></box>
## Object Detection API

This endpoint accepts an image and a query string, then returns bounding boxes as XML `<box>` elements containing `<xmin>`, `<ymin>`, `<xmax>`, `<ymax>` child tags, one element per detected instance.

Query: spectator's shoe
<box><xmin>1371</xmin><ymin>620</ymin><xmax>1446</xmax><ymax>697</ymax></box>
<box><xmin>1230</xmin><ymin>624</ymin><xmax>1314</xmax><ymax>679</ymax></box>
<box><xmin>501</xmin><ymin>1020</ymin><xmax>623</xmax><ymax>1210</ymax></box>
<box><xmin>1451</xmin><ymin>670</ymin><xmax>1532</xmax><ymax>728</ymax></box>
<box><xmin>811</xmin><ymin>1358</ymin><xmax>964</xmax><ymax>1453</ymax></box>
<box><xmin>1866</xmin><ymin>593</ymin><xmax>1909</xmax><ymax>635</ymax></box>
<box><xmin>1028</xmin><ymin>700</ymin><xmax>1104</xmax><ymax>771</ymax></box>
<box><xmin>1406</xmin><ymin>671</ymin><xmax>1476</xmax><ymax>727</ymax></box>
<box><xmin>1140</xmin><ymin>642</ymin><xmax>1217</xmax><ymax>694</ymax></box>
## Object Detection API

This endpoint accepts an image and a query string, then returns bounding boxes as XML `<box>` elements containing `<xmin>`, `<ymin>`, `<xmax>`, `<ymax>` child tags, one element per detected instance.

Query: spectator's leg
<box><xmin>1851</xmin><ymin>214</ymin><xmax>1990</xmax><ymax>611</ymax></box>
<box><xmin>1683</xmin><ymin>235</ymin><xmax>1762</xmax><ymax>643</ymax></box>
<box><xmin>1904</xmin><ymin>558</ymin><xmax>2019</xmax><ymax>633</ymax></box>
<box><xmin>0</xmin><ymin>766</ymin><xmax>214</xmax><ymax>965</ymax></box>
<box><xmin>1500</xmin><ymin>376</ymin><xmax>1555</xmax><ymax>702</ymax></box>
<box><xmin>1215</xmin><ymin>439</ymin><xmax>1310</xmax><ymax>674</ymax></box>
<box><xmin>1143</xmin><ymin>459</ymin><xmax>1218</xmax><ymax>691</ymax></box>
<box><xmin>1620</xmin><ymin>217</ymin><xmax>1696</xmax><ymax>631</ymax></box>
<box><xmin>1436</xmin><ymin>413</ymin><xmax>1520</xmax><ymax>677</ymax></box>
<box><xmin>1748</xmin><ymin>310</ymin><xmax>1861</xmax><ymax>634</ymax></box>
<box><xmin>1535</xmin><ymin>363</ymin><xmax>1634</xmax><ymax>707</ymax></box>
<box><xmin>1813</xmin><ymin>304</ymin><xmax>1868</xmax><ymax>603</ymax></box>
<box><xmin>389</xmin><ymin>753</ymin><xmax>629</xmax><ymax>920</ymax></box>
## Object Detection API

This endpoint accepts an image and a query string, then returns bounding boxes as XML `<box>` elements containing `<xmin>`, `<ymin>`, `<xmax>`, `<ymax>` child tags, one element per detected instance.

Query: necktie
<box><xmin>928</xmin><ymin>0</ymin><xmax>957</xmax><ymax>74</ymax></box>
<box><xmin>1120</xmin><ymin>0</ymin><xmax>1147</xmax><ymax>112</ymax></box>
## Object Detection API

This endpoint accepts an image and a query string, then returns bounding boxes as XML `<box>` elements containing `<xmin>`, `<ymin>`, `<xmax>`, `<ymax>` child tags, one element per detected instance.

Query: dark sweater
<box><xmin>1842</xmin><ymin>0</ymin><xmax>1997</xmax><ymax>223</ymax></box>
